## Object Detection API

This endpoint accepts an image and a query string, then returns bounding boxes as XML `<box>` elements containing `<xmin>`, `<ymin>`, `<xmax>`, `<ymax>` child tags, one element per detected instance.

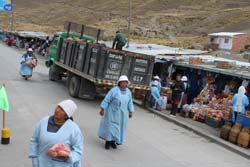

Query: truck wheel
<box><xmin>49</xmin><ymin>67</ymin><xmax>61</xmax><ymax>81</ymax></box>
<box><xmin>69</xmin><ymin>76</ymin><xmax>80</xmax><ymax>97</ymax></box>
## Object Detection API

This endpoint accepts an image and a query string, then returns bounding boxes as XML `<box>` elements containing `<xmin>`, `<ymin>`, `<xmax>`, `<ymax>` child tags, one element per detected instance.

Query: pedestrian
<box><xmin>170</xmin><ymin>74</ymin><xmax>185</xmax><ymax>116</ymax></box>
<box><xmin>178</xmin><ymin>76</ymin><xmax>189</xmax><ymax>112</ymax></box>
<box><xmin>232</xmin><ymin>86</ymin><xmax>249</xmax><ymax>122</ymax></box>
<box><xmin>112</xmin><ymin>31</ymin><xmax>127</xmax><ymax>51</ymax></box>
<box><xmin>98</xmin><ymin>75</ymin><xmax>134</xmax><ymax>150</ymax></box>
<box><xmin>29</xmin><ymin>99</ymin><xmax>84</xmax><ymax>167</ymax></box>
<box><xmin>19</xmin><ymin>48</ymin><xmax>37</xmax><ymax>80</ymax></box>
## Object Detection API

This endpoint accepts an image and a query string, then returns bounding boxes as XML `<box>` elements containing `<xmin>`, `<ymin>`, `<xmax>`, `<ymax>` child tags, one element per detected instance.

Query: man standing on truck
<box><xmin>112</xmin><ymin>31</ymin><xmax>127</xmax><ymax>51</ymax></box>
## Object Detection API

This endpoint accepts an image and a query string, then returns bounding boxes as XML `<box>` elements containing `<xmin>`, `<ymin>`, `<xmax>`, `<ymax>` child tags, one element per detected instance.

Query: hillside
<box><xmin>1</xmin><ymin>0</ymin><xmax>250</xmax><ymax>47</ymax></box>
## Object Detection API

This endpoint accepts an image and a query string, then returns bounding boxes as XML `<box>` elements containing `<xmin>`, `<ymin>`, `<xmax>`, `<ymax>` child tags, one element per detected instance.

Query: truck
<box><xmin>45</xmin><ymin>22</ymin><xmax>155</xmax><ymax>99</ymax></box>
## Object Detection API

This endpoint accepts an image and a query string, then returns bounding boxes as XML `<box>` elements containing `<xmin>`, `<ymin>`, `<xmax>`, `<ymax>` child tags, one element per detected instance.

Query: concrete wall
<box><xmin>211</xmin><ymin>37</ymin><xmax>232</xmax><ymax>50</ymax></box>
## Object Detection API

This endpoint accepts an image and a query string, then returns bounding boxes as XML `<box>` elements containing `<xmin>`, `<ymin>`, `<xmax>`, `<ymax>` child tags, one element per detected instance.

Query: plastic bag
<box><xmin>47</xmin><ymin>143</ymin><xmax>71</xmax><ymax>157</ymax></box>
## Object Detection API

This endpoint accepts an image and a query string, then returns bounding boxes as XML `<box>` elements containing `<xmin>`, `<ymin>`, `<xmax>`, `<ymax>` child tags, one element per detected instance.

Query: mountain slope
<box><xmin>1</xmin><ymin>0</ymin><xmax>250</xmax><ymax>47</ymax></box>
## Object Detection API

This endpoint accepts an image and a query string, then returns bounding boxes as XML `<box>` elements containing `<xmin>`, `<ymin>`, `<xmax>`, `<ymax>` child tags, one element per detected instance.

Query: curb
<box><xmin>134</xmin><ymin>101</ymin><xmax>250</xmax><ymax>160</ymax></box>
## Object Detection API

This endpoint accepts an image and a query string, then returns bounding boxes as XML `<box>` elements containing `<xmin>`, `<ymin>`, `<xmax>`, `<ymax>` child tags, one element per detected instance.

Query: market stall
<box><xmin>186</xmin><ymin>84</ymin><xmax>233</xmax><ymax>127</ymax></box>
<box><xmin>171</xmin><ymin>56</ymin><xmax>250</xmax><ymax>128</ymax></box>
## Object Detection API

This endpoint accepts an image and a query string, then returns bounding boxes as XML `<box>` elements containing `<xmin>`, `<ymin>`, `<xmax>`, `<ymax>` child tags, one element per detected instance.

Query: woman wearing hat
<box><xmin>19</xmin><ymin>48</ymin><xmax>37</xmax><ymax>80</ymax></box>
<box><xmin>149</xmin><ymin>76</ymin><xmax>161</xmax><ymax>93</ymax></box>
<box><xmin>232</xmin><ymin>86</ymin><xmax>249</xmax><ymax>122</ymax></box>
<box><xmin>170</xmin><ymin>74</ymin><xmax>185</xmax><ymax>116</ymax></box>
<box><xmin>98</xmin><ymin>75</ymin><xmax>134</xmax><ymax>150</ymax></box>
<box><xmin>29</xmin><ymin>99</ymin><xmax>84</xmax><ymax>167</ymax></box>
<box><xmin>178</xmin><ymin>76</ymin><xmax>189</xmax><ymax>112</ymax></box>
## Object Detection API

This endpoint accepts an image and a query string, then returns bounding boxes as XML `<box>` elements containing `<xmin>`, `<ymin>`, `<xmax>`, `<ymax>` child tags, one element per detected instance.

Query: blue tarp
<box><xmin>237</xmin><ymin>114</ymin><xmax>250</xmax><ymax>128</ymax></box>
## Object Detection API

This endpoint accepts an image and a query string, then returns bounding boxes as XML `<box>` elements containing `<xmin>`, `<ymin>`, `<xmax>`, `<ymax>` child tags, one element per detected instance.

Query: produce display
<box><xmin>188</xmin><ymin>84</ymin><xmax>233</xmax><ymax>127</ymax></box>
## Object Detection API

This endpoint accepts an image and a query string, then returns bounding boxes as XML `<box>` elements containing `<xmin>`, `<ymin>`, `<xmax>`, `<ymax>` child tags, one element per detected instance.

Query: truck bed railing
<box><xmin>64</xmin><ymin>21</ymin><xmax>103</xmax><ymax>43</ymax></box>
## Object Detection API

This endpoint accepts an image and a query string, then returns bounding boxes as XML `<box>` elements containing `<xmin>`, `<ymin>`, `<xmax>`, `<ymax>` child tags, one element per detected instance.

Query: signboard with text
<box><xmin>0</xmin><ymin>0</ymin><xmax>12</xmax><ymax>12</ymax></box>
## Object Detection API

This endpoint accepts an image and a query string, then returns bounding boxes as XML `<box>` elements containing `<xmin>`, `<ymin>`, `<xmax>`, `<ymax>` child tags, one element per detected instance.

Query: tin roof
<box><xmin>208</xmin><ymin>32</ymin><xmax>246</xmax><ymax>37</ymax></box>
<box><xmin>173</xmin><ymin>55</ymin><xmax>250</xmax><ymax>80</ymax></box>
<box><xmin>102</xmin><ymin>42</ymin><xmax>207</xmax><ymax>55</ymax></box>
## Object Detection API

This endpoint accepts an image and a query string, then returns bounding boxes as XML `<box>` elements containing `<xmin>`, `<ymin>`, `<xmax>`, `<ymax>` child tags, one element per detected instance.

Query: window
<box><xmin>224</xmin><ymin>38</ymin><xmax>229</xmax><ymax>44</ymax></box>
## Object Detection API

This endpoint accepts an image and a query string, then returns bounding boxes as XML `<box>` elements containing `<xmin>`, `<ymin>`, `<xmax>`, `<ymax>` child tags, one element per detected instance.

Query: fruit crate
<box><xmin>196</xmin><ymin>114</ymin><xmax>206</xmax><ymax>123</ymax></box>
<box><xmin>189</xmin><ymin>58</ymin><xmax>203</xmax><ymax>65</ymax></box>
<box><xmin>216</xmin><ymin>61</ymin><xmax>232</xmax><ymax>69</ymax></box>
<box><xmin>205</xmin><ymin>117</ymin><xmax>224</xmax><ymax>128</ymax></box>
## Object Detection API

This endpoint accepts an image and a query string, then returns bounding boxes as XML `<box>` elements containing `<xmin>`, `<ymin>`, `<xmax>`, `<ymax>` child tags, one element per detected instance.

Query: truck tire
<box><xmin>49</xmin><ymin>67</ymin><xmax>61</xmax><ymax>81</ymax></box>
<box><xmin>68</xmin><ymin>76</ymin><xmax>80</xmax><ymax>97</ymax></box>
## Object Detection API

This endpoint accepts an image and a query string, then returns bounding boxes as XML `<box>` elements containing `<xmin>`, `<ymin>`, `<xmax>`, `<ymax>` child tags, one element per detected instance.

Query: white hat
<box><xmin>28</xmin><ymin>48</ymin><xmax>33</xmax><ymax>52</ymax></box>
<box><xmin>118</xmin><ymin>75</ymin><xmax>129</xmax><ymax>83</ymax></box>
<box><xmin>153</xmin><ymin>76</ymin><xmax>160</xmax><ymax>80</ymax></box>
<box><xmin>238</xmin><ymin>86</ymin><xmax>246</xmax><ymax>94</ymax></box>
<box><xmin>181</xmin><ymin>76</ymin><xmax>188</xmax><ymax>81</ymax></box>
<box><xmin>58</xmin><ymin>99</ymin><xmax>77</xmax><ymax>118</ymax></box>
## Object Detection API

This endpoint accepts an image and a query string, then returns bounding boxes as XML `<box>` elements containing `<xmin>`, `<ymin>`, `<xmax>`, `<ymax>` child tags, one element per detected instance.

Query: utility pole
<box><xmin>10</xmin><ymin>10</ymin><xmax>13</xmax><ymax>31</ymax></box>
<box><xmin>9</xmin><ymin>0</ymin><xmax>14</xmax><ymax>31</ymax></box>
<box><xmin>127</xmin><ymin>0</ymin><xmax>131</xmax><ymax>48</ymax></box>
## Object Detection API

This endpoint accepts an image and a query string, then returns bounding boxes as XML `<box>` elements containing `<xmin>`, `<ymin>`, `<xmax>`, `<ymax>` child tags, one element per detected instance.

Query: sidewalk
<box><xmin>134</xmin><ymin>99</ymin><xmax>250</xmax><ymax>160</ymax></box>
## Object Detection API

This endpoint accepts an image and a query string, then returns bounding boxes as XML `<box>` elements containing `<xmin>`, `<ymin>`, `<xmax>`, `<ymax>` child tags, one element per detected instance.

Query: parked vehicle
<box><xmin>46</xmin><ymin>22</ymin><xmax>155</xmax><ymax>99</ymax></box>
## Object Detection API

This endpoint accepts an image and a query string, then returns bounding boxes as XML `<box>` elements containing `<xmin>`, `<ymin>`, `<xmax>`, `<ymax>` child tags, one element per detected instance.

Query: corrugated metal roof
<box><xmin>208</xmin><ymin>32</ymin><xmax>246</xmax><ymax>37</ymax></box>
<box><xmin>102</xmin><ymin>42</ymin><xmax>208</xmax><ymax>55</ymax></box>
<box><xmin>173</xmin><ymin>55</ymin><xmax>250</xmax><ymax>80</ymax></box>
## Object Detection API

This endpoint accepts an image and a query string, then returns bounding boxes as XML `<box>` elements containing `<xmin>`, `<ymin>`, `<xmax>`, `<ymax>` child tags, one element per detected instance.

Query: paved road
<box><xmin>0</xmin><ymin>43</ymin><xmax>249</xmax><ymax>167</ymax></box>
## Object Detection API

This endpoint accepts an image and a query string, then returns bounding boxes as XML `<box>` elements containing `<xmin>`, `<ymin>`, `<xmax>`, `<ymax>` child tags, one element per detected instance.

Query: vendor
<box><xmin>150</xmin><ymin>80</ymin><xmax>164</xmax><ymax>109</ymax></box>
<box><xmin>178</xmin><ymin>76</ymin><xmax>189</xmax><ymax>112</ymax></box>
<box><xmin>232</xmin><ymin>86</ymin><xmax>249</xmax><ymax>122</ymax></box>
<box><xmin>150</xmin><ymin>76</ymin><xmax>161</xmax><ymax>93</ymax></box>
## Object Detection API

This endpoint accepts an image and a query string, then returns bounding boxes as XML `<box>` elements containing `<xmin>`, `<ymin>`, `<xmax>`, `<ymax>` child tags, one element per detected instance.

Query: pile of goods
<box><xmin>220</xmin><ymin>122</ymin><xmax>250</xmax><ymax>148</ymax></box>
<box><xmin>216</xmin><ymin>61</ymin><xmax>232</xmax><ymax>69</ymax></box>
<box><xmin>188</xmin><ymin>96</ymin><xmax>232</xmax><ymax>127</ymax></box>
<box><xmin>193</xmin><ymin>85</ymin><xmax>215</xmax><ymax>104</ymax></box>
<box><xmin>187</xmin><ymin>84</ymin><xmax>233</xmax><ymax>127</ymax></box>
<box><xmin>67</xmin><ymin>37</ymin><xmax>82</xmax><ymax>42</ymax></box>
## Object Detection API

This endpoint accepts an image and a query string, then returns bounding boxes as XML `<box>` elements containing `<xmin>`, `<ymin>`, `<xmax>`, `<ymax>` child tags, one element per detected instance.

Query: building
<box><xmin>208</xmin><ymin>32</ymin><xmax>249</xmax><ymax>52</ymax></box>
